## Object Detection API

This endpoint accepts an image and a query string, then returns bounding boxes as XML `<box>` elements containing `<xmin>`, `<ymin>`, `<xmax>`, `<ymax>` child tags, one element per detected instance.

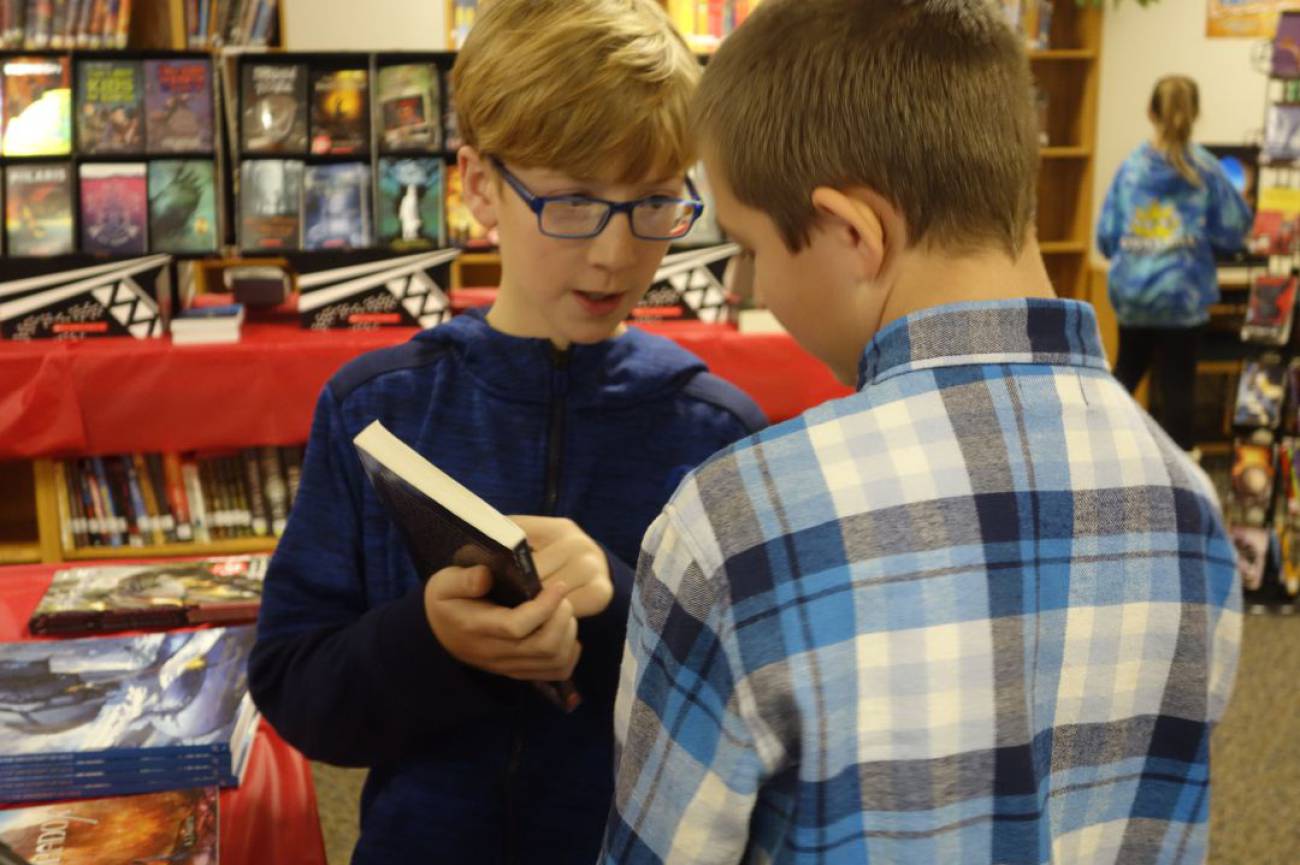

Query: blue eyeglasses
<box><xmin>490</xmin><ymin>157</ymin><xmax>704</xmax><ymax>241</ymax></box>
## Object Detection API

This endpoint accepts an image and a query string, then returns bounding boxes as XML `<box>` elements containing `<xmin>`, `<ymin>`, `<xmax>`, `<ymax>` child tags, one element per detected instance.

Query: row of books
<box><xmin>0</xmin><ymin>788</ymin><xmax>220</xmax><ymax>862</ymax></box>
<box><xmin>0</xmin><ymin>54</ymin><xmax>213</xmax><ymax>157</ymax></box>
<box><xmin>0</xmin><ymin>0</ymin><xmax>130</xmax><ymax>50</ymax></box>
<box><xmin>3</xmin><ymin>159</ymin><xmax>218</xmax><ymax>256</ymax></box>
<box><xmin>1228</xmin><ymin>431</ymin><xmax>1300</xmax><ymax>600</ymax></box>
<box><xmin>54</xmin><ymin>446</ymin><xmax>304</xmax><ymax>551</ymax></box>
<box><xmin>664</xmin><ymin>0</ymin><xmax>765</xmax><ymax>50</ymax></box>
<box><xmin>187</xmin><ymin>0</ymin><xmax>278</xmax><ymax>49</ymax></box>
<box><xmin>240</xmin><ymin>60</ymin><xmax>454</xmax><ymax>157</ymax></box>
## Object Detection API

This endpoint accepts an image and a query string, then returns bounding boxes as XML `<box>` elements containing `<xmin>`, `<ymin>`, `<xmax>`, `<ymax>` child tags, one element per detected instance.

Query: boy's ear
<box><xmin>809</xmin><ymin>186</ymin><xmax>894</xmax><ymax>281</ymax></box>
<box><xmin>458</xmin><ymin>146</ymin><xmax>501</xmax><ymax>230</ymax></box>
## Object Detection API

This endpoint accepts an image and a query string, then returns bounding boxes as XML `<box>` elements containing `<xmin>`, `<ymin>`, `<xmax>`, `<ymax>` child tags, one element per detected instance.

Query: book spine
<box><xmin>241</xmin><ymin>448</ymin><xmax>269</xmax><ymax>536</ymax></box>
<box><xmin>197</xmin><ymin>457</ymin><xmax>223</xmax><ymax>540</ymax></box>
<box><xmin>144</xmin><ymin>453</ymin><xmax>177</xmax><ymax>542</ymax></box>
<box><xmin>182</xmin><ymin>458</ymin><xmax>211</xmax><ymax>543</ymax></box>
<box><xmin>163</xmin><ymin>452</ymin><xmax>195</xmax><ymax>541</ymax></box>
<box><xmin>261</xmin><ymin>446</ymin><xmax>288</xmax><ymax>536</ymax></box>
<box><xmin>212</xmin><ymin>456</ymin><xmax>236</xmax><ymax>538</ymax></box>
<box><xmin>60</xmin><ymin>459</ymin><xmax>87</xmax><ymax>548</ymax></box>
<box><xmin>113</xmin><ymin>0</ymin><xmax>127</xmax><ymax>46</ymax></box>
<box><xmin>121</xmin><ymin>454</ymin><xmax>152</xmax><ymax>545</ymax></box>
<box><xmin>128</xmin><ymin>453</ymin><xmax>166</xmax><ymax>546</ymax></box>
<box><xmin>77</xmin><ymin>459</ymin><xmax>104</xmax><ymax>545</ymax></box>
<box><xmin>231</xmin><ymin>456</ymin><xmax>255</xmax><ymax>536</ymax></box>
<box><xmin>108</xmin><ymin>456</ymin><xmax>144</xmax><ymax>548</ymax></box>
<box><xmin>280</xmin><ymin>444</ymin><xmax>302</xmax><ymax>508</ymax></box>
<box><xmin>89</xmin><ymin>457</ymin><xmax>124</xmax><ymax>547</ymax></box>
<box><xmin>48</xmin><ymin>0</ymin><xmax>64</xmax><ymax>46</ymax></box>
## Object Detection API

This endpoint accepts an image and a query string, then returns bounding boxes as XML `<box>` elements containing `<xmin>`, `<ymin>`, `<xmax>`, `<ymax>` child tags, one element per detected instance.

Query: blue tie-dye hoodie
<box><xmin>1097</xmin><ymin>141</ymin><xmax>1252</xmax><ymax>327</ymax></box>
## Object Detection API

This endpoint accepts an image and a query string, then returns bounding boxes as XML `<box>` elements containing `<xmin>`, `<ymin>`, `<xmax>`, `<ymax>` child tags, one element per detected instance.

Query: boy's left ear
<box><xmin>810</xmin><ymin>186</ymin><xmax>892</xmax><ymax>281</ymax></box>
<box><xmin>459</xmin><ymin>145</ymin><xmax>501</xmax><ymax>230</ymax></box>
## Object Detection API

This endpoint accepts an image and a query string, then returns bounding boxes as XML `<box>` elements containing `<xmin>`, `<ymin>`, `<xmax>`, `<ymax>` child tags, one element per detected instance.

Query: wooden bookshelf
<box><xmin>63</xmin><ymin>537</ymin><xmax>278</xmax><ymax>561</ymax></box>
<box><xmin>1032</xmin><ymin>0</ymin><xmax>1103</xmax><ymax>300</ymax></box>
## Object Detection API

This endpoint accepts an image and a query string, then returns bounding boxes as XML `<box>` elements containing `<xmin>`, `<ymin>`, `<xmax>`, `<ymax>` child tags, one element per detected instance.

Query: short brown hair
<box><xmin>693</xmin><ymin>0</ymin><xmax>1039</xmax><ymax>256</ymax></box>
<box><xmin>452</xmin><ymin>0</ymin><xmax>700</xmax><ymax>183</ymax></box>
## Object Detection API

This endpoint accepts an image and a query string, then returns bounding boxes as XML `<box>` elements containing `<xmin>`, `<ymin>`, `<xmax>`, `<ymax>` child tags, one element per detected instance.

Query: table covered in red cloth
<box><xmin>0</xmin><ymin>322</ymin><xmax>849</xmax><ymax>459</ymax></box>
<box><xmin>0</xmin><ymin>562</ymin><xmax>328</xmax><ymax>865</ymax></box>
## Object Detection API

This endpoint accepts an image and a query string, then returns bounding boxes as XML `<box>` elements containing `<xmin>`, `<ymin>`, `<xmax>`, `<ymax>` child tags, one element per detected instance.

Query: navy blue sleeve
<box><xmin>249</xmin><ymin>387</ymin><xmax>508</xmax><ymax>767</ymax></box>
<box><xmin>571</xmin><ymin>546</ymin><xmax>636</xmax><ymax>704</ymax></box>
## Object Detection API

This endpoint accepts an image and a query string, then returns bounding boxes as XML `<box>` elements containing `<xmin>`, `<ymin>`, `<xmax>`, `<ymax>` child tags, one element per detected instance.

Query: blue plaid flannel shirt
<box><xmin>602</xmin><ymin>299</ymin><xmax>1241</xmax><ymax>865</ymax></box>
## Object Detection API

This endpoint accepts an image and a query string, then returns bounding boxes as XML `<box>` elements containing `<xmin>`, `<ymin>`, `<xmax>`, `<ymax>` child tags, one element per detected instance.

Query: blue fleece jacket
<box><xmin>1097</xmin><ymin>141</ymin><xmax>1252</xmax><ymax>328</ymax></box>
<box><xmin>248</xmin><ymin>309</ymin><xmax>765</xmax><ymax>865</ymax></box>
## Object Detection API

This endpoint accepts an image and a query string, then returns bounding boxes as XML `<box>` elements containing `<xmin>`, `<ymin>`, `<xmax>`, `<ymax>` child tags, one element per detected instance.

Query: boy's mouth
<box><xmin>573</xmin><ymin>290</ymin><xmax>627</xmax><ymax>317</ymax></box>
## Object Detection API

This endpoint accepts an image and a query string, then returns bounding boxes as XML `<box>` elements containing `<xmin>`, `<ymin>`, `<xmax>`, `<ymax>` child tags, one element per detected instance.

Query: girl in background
<box><xmin>1098</xmin><ymin>75</ymin><xmax>1252</xmax><ymax>457</ymax></box>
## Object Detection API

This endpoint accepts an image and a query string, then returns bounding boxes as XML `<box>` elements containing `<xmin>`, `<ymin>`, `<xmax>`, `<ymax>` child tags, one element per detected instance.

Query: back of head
<box><xmin>451</xmin><ymin>0</ymin><xmax>699</xmax><ymax>183</ymax></box>
<box><xmin>1149</xmin><ymin>75</ymin><xmax>1201</xmax><ymax>187</ymax></box>
<box><xmin>693</xmin><ymin>0</ymin><xmax>1039</xmax><ymax>257</ymax></box>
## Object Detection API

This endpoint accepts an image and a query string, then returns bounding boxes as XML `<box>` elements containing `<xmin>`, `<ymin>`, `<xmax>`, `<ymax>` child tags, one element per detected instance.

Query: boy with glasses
<box><xmin>248</xmin><ymin>2</ymin><xmax>764</xmax><ymax>863</ymax></box>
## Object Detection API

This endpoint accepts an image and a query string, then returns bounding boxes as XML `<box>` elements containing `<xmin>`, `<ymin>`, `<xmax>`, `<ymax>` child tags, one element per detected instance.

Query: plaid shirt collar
<box><xmin>857</xmin><ymin>298</ymin><xmax>1110</xmax><ymax>389</ymax></box>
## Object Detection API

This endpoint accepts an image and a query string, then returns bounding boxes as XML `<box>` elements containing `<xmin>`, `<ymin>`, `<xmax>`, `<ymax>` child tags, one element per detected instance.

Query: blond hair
<box><xmin>451</xmin><ymin>0</ymin><xmax>699</xmax><ymax>183</ymax></box>
<box><xmin>1150</xmin><ymin>76</ymin><xmax>1201</xmax><ymax>187</ymax></box>
<box><xmin>693</xmin><ymin>0</ymin><xmax>1039</xmax><ymax>256</ymax></box>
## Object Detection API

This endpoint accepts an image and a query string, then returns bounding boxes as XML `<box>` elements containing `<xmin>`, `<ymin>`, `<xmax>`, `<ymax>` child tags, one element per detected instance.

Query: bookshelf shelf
<box><xmin>0</xmin><ymin>543</ymin><xmax>41</xmax><ymax>565</ymax></box>
<box><xmin>1041</xmin><ymin>146</ymin><xmax>1091</xmax><ymax>159</ymax></box>
<box><xmin>63</xmin><ymin>537</ymin><xmax>279</xmax><ymax>561</ymax></box>
<box><xmin>1029</xmin><ymin>49</ymin><xmax>1097</xmax><ymax>61</ymax></box>
<box><xmin>1040</xmin><ymin>240</ymin><xmax>1088</xmax><ymax>254</ymax></box>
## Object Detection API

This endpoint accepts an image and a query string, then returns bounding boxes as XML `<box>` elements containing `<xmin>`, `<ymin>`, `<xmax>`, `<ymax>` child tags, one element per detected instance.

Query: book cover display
<box><xmin>377</xmin><ymin>157</ymin><xmax>444</xmax><ymax>250</ymax></box>
<box><xmin>144</xmin><ymin>58</ymin><xmax>215</xmax><ymax>153</ymax></box>
<box><xmin>241</xmin><ymin>63</ymin><xmax>307</xmax><ymax>154</ymax></box>
<box><xmin>1241</xmin><ymin>274</ymin><xmax>1298</xmax><ymax>346</ymax></box>
<box><xmin>1265</xmin><ymin>104</ymin><xmax>1300</xmax><ymax>163</ymax></box>
<box><xmin>1232</xmin><ymin>436</ymin><xmax>1277</xmax><ymax>528</ymax></box>
<box><xmin>0</xmin><ymin>626</ymin><xmax>259</xmax><ymax>801</ymax></box>
<box><xmin>297</xmin><ymin>249</ymin><xmax>459</xmax><ymax>330</ymax></box>
<box><xmin>1235</xmin><ymin>357</ymin><xmax>1286</xmax><ymax>429</ymax></box>
<box><xmin>2</xmin><ymin>55</ymin><xmax>71</xmax><ymax>156</ymax></box>
<box><xmin>239</xmin><ymin>159</ymin><xmax>303</xmax><ymax>251</ymax></box>
<box><xmin>302</xmin><ymin>162</ymin><xmax>370</xmax><ymax>250</ymax></box>
<box><xmin>1231</xmin><ymin>524</ymin><xmax>1271</xmax><ymax>591</ymax></box>
<box><xmin>148</xmin><ymin>160</ymin><xmax>218</xmax><ymax>254</ymax></box>
<box><xmin>310</xmin><ymin>68</ymin><xmax>368</xmax><ymax>156</ymax></box>
<box><xmin>0</xmin><ymin>788</ymin><xmax>219</xmax><ymax>865</ymax></box>
<box><xmin>29</xmin><ymin>555</ymin><xmax>268</xmax><ymax>635</ymax></box>
<box><xmin>76</xmin><ymin>59</ymin><xmax>144</xmax><ymax>154</ymax></box>
<box><xmin>79</xmin><ymin>162</ymin><xmax>148</xmax><ymax>256</ymax></box>
<box><xmin>632</xmin><ymin>244</ymin><xmax>740</xmax><ymax>324</ymax></box>
<box><xmin>376</xmin><ymin>63</ymin><xmax>440</xmax><ymax>152</ymax></box>
<box><xmin>4</xmin><ymin>162</ymin><xmax>73</xmax><ymax>256</ymax></box>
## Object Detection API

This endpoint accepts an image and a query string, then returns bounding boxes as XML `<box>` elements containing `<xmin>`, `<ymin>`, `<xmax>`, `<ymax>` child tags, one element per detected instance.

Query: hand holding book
<box><xmin>514</xmin><ymin>515</ymin><xmax>615</xmax><ymax>619</ymax></box>
<box><xmin>424</xmin><ymin>564</ymin><xmax>582</xmax><ymax>686</ymax></box>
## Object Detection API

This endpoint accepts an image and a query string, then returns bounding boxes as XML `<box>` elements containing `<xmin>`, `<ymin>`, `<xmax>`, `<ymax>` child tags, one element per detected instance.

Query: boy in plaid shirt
<box><xmin>602</xmin><ymin>1</ymin><xmax>1241</xmax><ymax>863</ymax></box>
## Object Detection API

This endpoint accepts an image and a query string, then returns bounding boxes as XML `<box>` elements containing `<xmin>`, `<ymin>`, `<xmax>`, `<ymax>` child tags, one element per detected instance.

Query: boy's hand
<box><xmin>511</xmin><ymin>516</ymin><xmax>614</xmax><ymax>619</ymax></box>
<box><xmin>424</xmin><ymin>565</ymin><xmax>581</xmax><ymax>682</ymax></box>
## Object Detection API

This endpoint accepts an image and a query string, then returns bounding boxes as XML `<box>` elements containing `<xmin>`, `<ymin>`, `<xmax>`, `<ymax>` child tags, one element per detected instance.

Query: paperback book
<box><xmin>148</xmin><ymin>160</ymin><xmax>218</xmax><ymax>254</ymax></box>
<box><xmin>1234</xmin><ymin>357</ymin><xmax>1286</xmax><ymax>430</ymax></box>
<box><xmin>79</xmin><ymin>162</ymin><xmax>149</xmax><ymax>256</ymax></box>
<box><xmin>0</xmin><ymin>627</ymin><xmax>259</xmax><ymax>801</ymax></box>
<box><xmin>239</xmin><ymin>159</ymin><xmax>303</xmax><ymax>251</ymax></box>
<box><xmin>29</xmin><ymin>555</ymin><xmax>268</xmax><ymax>635</ymax></box>
<box><xmin>353</xmin><ymin>420</ymin><xmax>579</xmax><ymax>712</ymax></box>
<box><xmin>309</xmin><ymin>67</ymin><xmax>368</xmax><ymax>156</ymax></box>
<box><xmin>4</xmin><ymin>162</ymin><xmax>73</xmax><ymax>257</ymax></box>
<box><xmin>76</xmin><ymin>59</ymin><xmax>144</xmax><ymax>154</ymax></box>
<box><xmin>144</xmin><ymin>58</ymin><xmax>215</xmax><ymax>153</ymax></box>
<box><xmin>0</xmin><ymin>787</ymin><xmax>219</xmax><ymax>865</ymax></box>
<box><xmin>302</xmin><ymin>162</ymin><xmax>371</xmax><ymax>250</ymax></box>
<box><xmin>1241</xmin><ymin>274</ymin><xmax>1298</xmax><ymax>345</ymax></box>
<box><xmin>2</xmin><ymin>55</ymin><xmax>71</xmax><ymax>156</ymax></box>
<box><xmin>240</xmin><ymin>63</ymin><xmax>308</xmax><ymax>154</ymax></box>
<box><xmin>376</xmin><ymin>63</ymin><xmax>440</xmax><ymax>152</ymax></box>
<box><xmin>376</xmin><ymin>157</ymin><xmax>444</xmax><ymax>250</ymax></box>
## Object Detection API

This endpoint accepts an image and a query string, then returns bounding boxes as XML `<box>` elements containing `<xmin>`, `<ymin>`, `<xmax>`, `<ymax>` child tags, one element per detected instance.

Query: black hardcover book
<box><xmin>353</xmin><ymin>420</ymin><xmax>580</xmax><ymax>712</ymax></box>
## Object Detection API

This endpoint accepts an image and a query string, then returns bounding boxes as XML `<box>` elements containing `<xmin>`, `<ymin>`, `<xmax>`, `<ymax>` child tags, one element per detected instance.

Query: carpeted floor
<box><xmin>310</xmin><ymin>615</ymin><xmax>1300</xmax><ymax>864</ymax></box>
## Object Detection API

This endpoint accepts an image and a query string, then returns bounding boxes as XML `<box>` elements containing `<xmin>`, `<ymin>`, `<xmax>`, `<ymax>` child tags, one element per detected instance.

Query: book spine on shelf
<box><xmin>197</xmin><ymin>457</ymin><xmax>224</xmax><ymax>540</ymax></box>
<box><xmin>53</xmin><ymin>459</ymin><xmax>74</xmax><ymax>551</ymax></box>
<box><xmin>77</xmin><ymin>459</ymin><xmax>105</xmax><ymax>546</ymax></box>
<box><xmin>225</xmin><ymin>455</ymin><xmax>254</xmax><ymax>537</ymax></box>
<box><xmin>90</xmin><ymin>457</ymin><xmax>124</xmax><ymax>547</ymax></box>
<box><xmin>182</xmin><ymin>457</ymin><xmax>211</xmax><ymax>544</ymax></box>
<box><xmin>279</xmin><ymin>444</ymin><xmax>302</xmax><ymax>510</ymax></box>
<box><xmin>241</xmin><ymin>448</ymin><xmax>269</xmax><ymax>536</ymax></box>
<box><xmin>107</xmin><ymin>456</ymin><xmax>144</xmax><ymax>548</ymax></box>
<box><xmin>261</xmin><ymin>446</ymin><xmax>288</xmax><ymax>536</ymax></box>
<box><xmin>60</xmin><ymin>459</ymin><xmax>87</xmax><ymax>549</ymax></box>
<box><xmin>164</xmin><ymin>452</ymin><xmax>195</xmax><ymax>542</ymax></box>
<box><xmin>145</xmin><ymin>452</ymin><xmax>177</xmax><ymax>542</ymax></box>
<box><xmin>133</xmin><ymin>453</ymin><xmax>165</xmax><ymax>545</ymax></box>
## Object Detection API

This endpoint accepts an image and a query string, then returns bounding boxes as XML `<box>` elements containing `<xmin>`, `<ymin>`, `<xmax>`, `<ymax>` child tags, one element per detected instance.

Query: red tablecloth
<box><xmin>0</xmin><ymin>562</ymin><xmax>328</xmax><ymax>865</ymax></box>
<box><xmin>0</xmin><ymin>322</ymin><xmax>849</xmax><ymax>459</ymax></box>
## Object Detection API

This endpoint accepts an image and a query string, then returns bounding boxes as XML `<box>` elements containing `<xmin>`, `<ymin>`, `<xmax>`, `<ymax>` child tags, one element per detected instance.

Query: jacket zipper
<box><xmin>503</xmin><ymin>344</ymin><xmax>570</xmax><ymax>864</ymax></box>
<box><xmin>544</xmin><ymin>344</ymin><xmax>570</xmax><ymax>515</ymax></box>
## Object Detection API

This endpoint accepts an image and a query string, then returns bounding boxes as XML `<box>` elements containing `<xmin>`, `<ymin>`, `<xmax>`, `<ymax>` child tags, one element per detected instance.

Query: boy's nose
<box><xmin>587</xmin><ymin>212</ymin><xmax>640</xmax><ymax>272</ymax></box>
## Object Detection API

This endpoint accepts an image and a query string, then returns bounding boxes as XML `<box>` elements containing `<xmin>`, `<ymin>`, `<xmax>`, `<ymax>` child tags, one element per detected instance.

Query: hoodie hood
<box><xmin>412</xmin><ymin>307</ymin><xmax>708</xmax><ymax>408</ymax></box>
